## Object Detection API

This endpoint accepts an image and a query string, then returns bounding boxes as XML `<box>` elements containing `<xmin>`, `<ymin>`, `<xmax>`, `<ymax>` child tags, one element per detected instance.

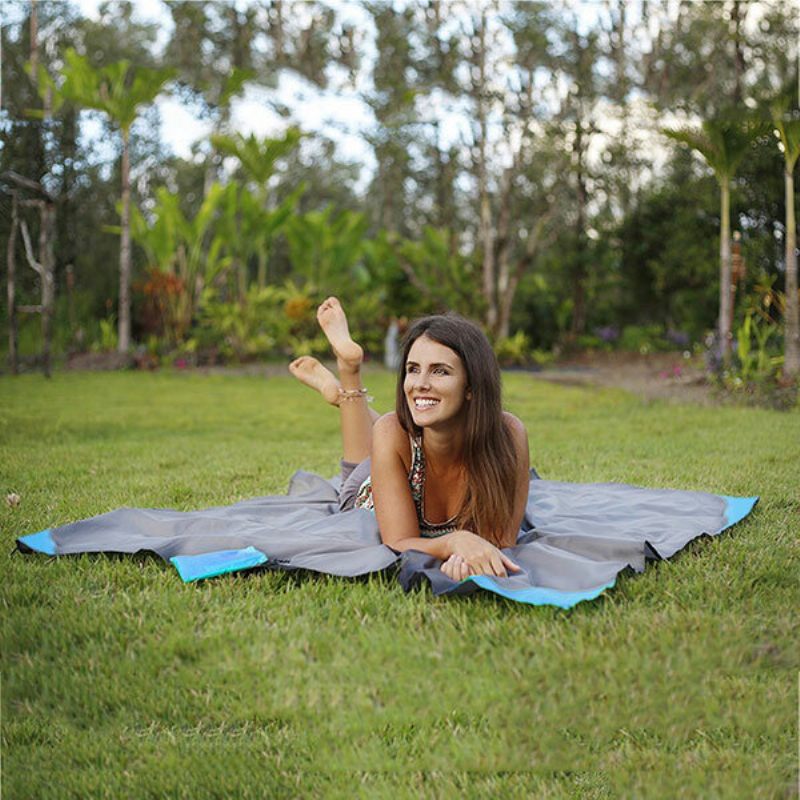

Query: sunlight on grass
<box><xmin>1</xmin><ymin>369</ymin><xmax>797</xmax><ymax>798</ymax></box>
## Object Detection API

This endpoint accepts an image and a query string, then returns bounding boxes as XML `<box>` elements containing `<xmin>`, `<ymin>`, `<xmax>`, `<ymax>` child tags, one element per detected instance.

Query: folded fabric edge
<box><xmin>17</xmin><ymin>529</ymin><xmax>57</xmax><ymax>556</ymax></box>
<box><xmin>451</xmin><ymin>574</ymin><xmax>617</xmax><ymax>609</ymax></box>
<box><xmin>720</xmin><ymin>495</ymin><xmax>759</xmax><ymax>531</ymax></box>
<box><xmin>170</xmin><ymin>547</ymin><xmax>268</xmax><ymax>583</ymax></box>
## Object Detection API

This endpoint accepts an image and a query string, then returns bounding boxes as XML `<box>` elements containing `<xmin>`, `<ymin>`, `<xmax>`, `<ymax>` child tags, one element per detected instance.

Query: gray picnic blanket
<box><xmin>17</xmin><ymin>470</ymin><xmax>757</xmax><ymax>608</ymax></box>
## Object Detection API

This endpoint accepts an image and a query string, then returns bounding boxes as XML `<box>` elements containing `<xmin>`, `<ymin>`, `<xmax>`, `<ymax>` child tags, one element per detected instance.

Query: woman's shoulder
<box><xmin>373</xmin><ymin>411</ymin><xmax>404</xmax><ymax>437</ymax></box>
<box><xmin>502</xmin><ymin>411</ymin><xmax>527</xmax><ymax>437</ymax></box>
<box><xmin>372</xmin><ymin>413</ymin><xmax>413</xmax><ymax>461</ymax></box>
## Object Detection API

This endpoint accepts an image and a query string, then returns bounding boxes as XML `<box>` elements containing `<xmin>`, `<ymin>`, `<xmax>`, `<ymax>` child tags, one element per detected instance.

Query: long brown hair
<box><xmin>395</xmin><ymin>314</ymin><xmax>518</xmax><ymax>546</ymax></box>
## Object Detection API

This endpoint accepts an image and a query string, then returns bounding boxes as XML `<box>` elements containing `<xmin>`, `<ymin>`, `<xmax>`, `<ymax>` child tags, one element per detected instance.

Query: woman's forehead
<box><xmin>406</xmin><ymin>335</ymin><xmax>462</xmax><ymax>366</ymax></box>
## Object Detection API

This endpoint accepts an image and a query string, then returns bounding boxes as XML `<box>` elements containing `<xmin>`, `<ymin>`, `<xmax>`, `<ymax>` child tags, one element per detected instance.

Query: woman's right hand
<box><xmin>444</xmin><ymin>530</ymin><xmax>521</xmax><ymax>578</ymax></box>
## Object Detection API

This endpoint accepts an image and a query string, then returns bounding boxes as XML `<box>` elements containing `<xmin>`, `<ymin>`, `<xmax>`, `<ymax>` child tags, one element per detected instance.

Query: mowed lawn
<box><xmin>1</xmin><ymin>369</ymin><xmax>797</xmax><ymax>799</ymax></box>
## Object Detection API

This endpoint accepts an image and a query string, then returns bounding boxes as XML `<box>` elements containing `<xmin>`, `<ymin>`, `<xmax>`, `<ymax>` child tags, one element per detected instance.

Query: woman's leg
<box><xmin>288</xmin><ymin>357</ymin><xmax>380</xmax><ymax>424</ymax></box>
<box><xmin>316</xmin><ymin>297</ymin><xmax>373</xmax><ymax>464</ymax></box>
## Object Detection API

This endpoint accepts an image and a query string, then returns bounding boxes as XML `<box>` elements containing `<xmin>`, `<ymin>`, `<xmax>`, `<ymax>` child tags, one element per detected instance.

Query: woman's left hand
<box><xmin>440</xmin><ymin>554</ymin><xmax>470</xmax><ymax>582</ymax></box>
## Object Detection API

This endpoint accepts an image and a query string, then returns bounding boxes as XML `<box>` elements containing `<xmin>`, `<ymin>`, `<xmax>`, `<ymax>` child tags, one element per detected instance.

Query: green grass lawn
<box><xmin>1</xmin><ymin>369</ymin><xmax>797</xmax><ymax>799</ymax></box>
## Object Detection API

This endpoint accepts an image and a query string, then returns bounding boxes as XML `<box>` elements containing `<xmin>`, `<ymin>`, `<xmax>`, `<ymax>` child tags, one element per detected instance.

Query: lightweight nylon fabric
<box><xmin>16</xmin><ymin>471</ymin><xmax>758</xmax><ymax>608</ymax></box>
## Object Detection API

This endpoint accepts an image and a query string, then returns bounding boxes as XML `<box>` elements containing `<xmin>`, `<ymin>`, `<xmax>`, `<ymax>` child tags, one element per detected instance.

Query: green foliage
<box><xmin>216</xmin><ymin>180</ymin><xmax>303</xmax><ymax>293</ymax></box>
<box><xmin>197</xmin><ymin>285</ymin><xmax>283</xmax><ymax>362</ymax></box>
<box><xmin>663</xmin><ymin>118</ymin><xmax>768</xmax><ymax>185</ymax></box>
<box><xmin>57</xmin><ymin>47</ymin><xmax>175</xmax><ymax>134</ymax></box>
<box><xmin>130</xmin><ymin>183</ymin><xmax>230</xmax><ymax>343</ymax></box>
<box><xmin>771</xmin><ymin>96</ymin><xmax>800</xmax><ymax>173</ymax></box>
<box><xmin>211</xmin><ymin>129</ymin><xmax>302</xmax><ymax>188</ymax></box>
<box><xmin>494</xmin><ymin>331</ymin><xmax>533</xmax><ymax>367</ymax></box>
<box><xmin>92</xmin><ymin>316</ymin><xmax>118</xmax><ymax>353</ymax></box>
<box><xmin>382</xmin><ymin>227</ymin><xmax>483</xmax><ymax>319</ymax></box>
<box><xmin>733</xmin><ymin>312</ymin><xmax>781</xmax><ymax>383</ymax></box>
<box><xmin>618</xmin><ymin>325</ymin><xmax>674</xmax><ymax>355</ymax></box>
<box><xmin>284</xmin><ymin>207</ymin><xmax>369</xmax><ymax>296</ymax></box>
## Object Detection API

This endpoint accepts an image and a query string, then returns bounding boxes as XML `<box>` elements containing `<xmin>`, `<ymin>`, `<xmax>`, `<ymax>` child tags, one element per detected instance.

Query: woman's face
<box><xmin>404</xmin><ymin>335</ymin><xmax>470</xmax><ymax>429</ymax></box>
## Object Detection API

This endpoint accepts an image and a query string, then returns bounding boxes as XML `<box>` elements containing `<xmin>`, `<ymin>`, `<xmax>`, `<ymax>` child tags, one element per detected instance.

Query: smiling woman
<box><xmin>289</xmin><ymin>298</ymin><xmax>531</xmax><ymax>581</ymax></box>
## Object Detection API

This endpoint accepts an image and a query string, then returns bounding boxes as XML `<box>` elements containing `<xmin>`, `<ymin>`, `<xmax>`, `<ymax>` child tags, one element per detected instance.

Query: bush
<box><xmin>495</xmin><ymin>331</ymin><xmax>533</xmax><ymax>367</ymax></box>
<box><xmin>618</xmin><ymin>325</ymin><xmax>676</xmax><ymax>354</ymax></box>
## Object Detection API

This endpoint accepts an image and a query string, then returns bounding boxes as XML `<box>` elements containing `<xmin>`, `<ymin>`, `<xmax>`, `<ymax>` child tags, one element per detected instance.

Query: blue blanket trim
<box><xmin>170</xmin><ymin>547</ymin><xmax>268</xmax><ymax>583</ymax></box>
<box><xmin>17</xmin><ymin>529</ymin><xmax>57</xmax><ymax>556</ymax></box>
<box><xmin>720</xmin><ymin>495</ymin><xmax>759</xmax><ymax>531</ymax></box>
<box><xmin>455</xmin><ymin>575</ymin><xmax>617</xmax><ymax>609</ymax></box>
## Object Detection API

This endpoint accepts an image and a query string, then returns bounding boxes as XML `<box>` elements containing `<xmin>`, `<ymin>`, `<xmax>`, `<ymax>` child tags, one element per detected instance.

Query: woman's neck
<box><xmin>421</xmin><ymin>424</ymin><xmax>465</xmax><ymax>469</ymax></box>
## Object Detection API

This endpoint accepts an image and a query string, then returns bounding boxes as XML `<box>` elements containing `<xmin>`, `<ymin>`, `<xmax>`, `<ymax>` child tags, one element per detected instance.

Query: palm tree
<box><xmin>58</xmin><ymin>49</ymin><xmax>174</xmax><ymax>352</ymax></box>
<box><xmin>772</xmin><ymin>101</ymin><xmax>800</xmax><ymax>380</ymax></box>
<box><xmin>211</xmin><ymin>131</ymin><xmax>302</xmax><ymax>293</ymax></box>
<box><xmin>664</xmin><ymin>119</ymin><xmax>765</xmax><ymax>365</ymax></box>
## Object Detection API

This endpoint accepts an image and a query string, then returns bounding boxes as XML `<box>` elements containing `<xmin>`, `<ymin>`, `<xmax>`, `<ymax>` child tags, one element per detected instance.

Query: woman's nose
<box><xmin>414</xmin><ymin>372</ymin><xmax>431</xmax><ymax>389</ymax></box>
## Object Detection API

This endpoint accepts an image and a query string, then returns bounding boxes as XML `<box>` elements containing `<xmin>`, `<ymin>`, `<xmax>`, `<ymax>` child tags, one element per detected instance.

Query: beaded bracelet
<box><xmin>338</xmin><ymin>387</ymin><xmax>374</xmax><ymax>403</ymax></box>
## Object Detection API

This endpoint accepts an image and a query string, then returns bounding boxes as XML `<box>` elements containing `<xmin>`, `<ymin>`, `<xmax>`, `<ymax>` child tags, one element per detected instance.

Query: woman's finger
<box><xmin>489</xmin><ymin>554</ymin><xmax>508</xmax><ymax>578</ymax></box>
<box><xmin>459</xmin><ymin>561</ymin><xmax>469</xmax><ymax>580</ymax></box>
<box><xmin>500</xmin><ymin>552</ymin><xmax>522</xmax><ymax>572</ymax></box>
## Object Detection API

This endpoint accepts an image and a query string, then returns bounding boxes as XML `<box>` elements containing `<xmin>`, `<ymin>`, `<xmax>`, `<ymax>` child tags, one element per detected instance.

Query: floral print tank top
<box><xmin>353</xmin><ymin>436</ymin><xmax>459</xmax><ymax>538</ymax></box>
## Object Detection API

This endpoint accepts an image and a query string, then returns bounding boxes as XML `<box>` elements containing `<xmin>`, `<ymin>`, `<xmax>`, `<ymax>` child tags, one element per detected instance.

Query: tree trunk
<box><xmin>40</xmin><ymin>203</ymin><xmax>55</xmax><ymax>378</ymax></box>
<box><xmin>571</xmin><ymin>120</ymin><xmax>588</xmax><ymax>336</ymax></box>
<box><xmin>257</xmin><ymin>250</ymin><xmax>267</xmax><ymax>289</ymax></box>
<box><xmin>29</xmin><ymin>0</ymin><xmax>38</xmax><ymax>86</ymax></box>
<box><xmin>784</xmin><ymin>167</ymin><xmax>799</xmax><ymax>378</ymax></box>
<box><xmin>475</xmin><ymin>11</ymin><xmax>496</xmax><ymax>332</ymax></box>
<box><xmin>119</xmin><ymin>129</ymin><xmax>132</xmax><ymax>352</ymax></box>
<box><xmin>497</xmin><ymin>216</ymin><xmax>547</xmax><ymax>340</ymax></box>
<box><xmin>7</xmin><ymin>194</ymin><xmax>19</xmax><ymax>375</ymax></box>
<box><xmin>719</xmin><ymin>178</ymin><xmax>733</xmax><ymax>365</ymax></box>
<box><xmin>731</xmin><ymin>1</ymin><xmax>746</xmax><ymax>106</ymax></box>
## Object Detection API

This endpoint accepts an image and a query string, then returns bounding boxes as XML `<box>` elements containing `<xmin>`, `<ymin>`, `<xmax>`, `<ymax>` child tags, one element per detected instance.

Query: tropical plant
<box><xmin>734</xmin><ymin>311</ymin><xmax>782</xmax><ymax>383</ymax></box>
<box><xmin>771</xmin><ymin>98</ymin><xmax>800</xmax><ymax>380</ymax></box>
<box><xmin>211</xmin><ymin>129</ymin><xmax>302</xmax><ymax>188</ymax></box>
<box><xmin>284</xmin><ymin>207</ymin><xmax>369</xmax><ymax>296</ymax></box>
<box><xmin>211</xmin><ymin>130</ymin><xmax>303</xmax><ymax>292</ymax></box>
<box><xmin>664</xmin><ymin>117</ymin><xmax>767</xmax><ymax>365</ymax></box>
<box><xmin>215</xmin><ymin>181</ymin><xmax>303</xmax><ymax>300</ymax></box>
<box><xmin>129</xmin><ymin>183</ymin><xmax>230</xmax><ymax>342</ymax></box>
<box><xmin>367</xmin><ymin>226</ymin><xmax>482</xmax><ymax>319</ymax></box>
<box><xmin>56</xmin><ymin>48</ymin><xmax>175</xmax><ymax>352</ymax></box>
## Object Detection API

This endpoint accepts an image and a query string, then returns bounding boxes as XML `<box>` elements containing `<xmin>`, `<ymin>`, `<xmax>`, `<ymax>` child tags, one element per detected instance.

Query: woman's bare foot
<box><xmin>288</xmin><ymin>357</ymin><xmax>342</xmax><ymax>406</ymax></box>
<box><xmin>316</xmin><ymin>297</ymin><xmax>363</xmax><ymax>374</ymax></box>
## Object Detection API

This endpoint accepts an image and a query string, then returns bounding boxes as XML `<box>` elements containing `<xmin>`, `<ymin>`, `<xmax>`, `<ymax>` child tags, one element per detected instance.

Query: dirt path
<box><xmin>528</xmin><ymin>352</ymin><xmax>714</xmax><ymax>405</ymax></box>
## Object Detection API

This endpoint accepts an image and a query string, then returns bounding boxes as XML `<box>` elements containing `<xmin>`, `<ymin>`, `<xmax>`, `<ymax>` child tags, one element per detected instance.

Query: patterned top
<box><xmin>353</xmin><ymin>436</ymin><xmax>459</xmax><ymax>538</ymax></box>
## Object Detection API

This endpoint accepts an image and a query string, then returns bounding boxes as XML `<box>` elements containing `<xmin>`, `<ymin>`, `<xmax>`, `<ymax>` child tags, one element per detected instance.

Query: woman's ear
<box><xmin>466</xmin><ymin>388</ymin><xmax>472</xmax><ymax>400</ymax></box>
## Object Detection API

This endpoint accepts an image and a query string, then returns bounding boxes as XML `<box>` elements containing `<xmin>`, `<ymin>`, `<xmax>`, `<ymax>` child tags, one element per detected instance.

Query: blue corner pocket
<box><xmin>18</xmin><ymin>529</ymin><xmax>57</xmax><ymax>556</ymax></box>
<box><xmin>719</xmin><ymin>495</ymin><xmax>759</xmax><ymax>531</ymax></box>
<box><xmin>170</xmin><ymin>547</ymin><xmax>268</xmax><ymax>583</ymax></box>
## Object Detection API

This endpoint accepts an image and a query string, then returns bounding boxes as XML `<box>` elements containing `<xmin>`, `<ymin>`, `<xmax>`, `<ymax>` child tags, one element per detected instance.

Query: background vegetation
<box><xmin>1</xmin><ymin>0</ymin><xmax>798</xmax><ymax>395</ymax></box>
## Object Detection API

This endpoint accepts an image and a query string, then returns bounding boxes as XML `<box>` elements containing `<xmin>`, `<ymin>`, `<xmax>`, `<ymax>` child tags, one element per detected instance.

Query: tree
<box><xmin>284</xmin><ymin>207</ymin><xmax>368</xmax><ymax>297</ymax></box>
<box><xmin>664</xmin><ymin>118</ymin><xmax>766</xmax><ymax>364</ymax></box>
<box><xmin>129</xmin><ymin>183</ymin><xmax>230</xmax><ymax>343</ymax></box>
<box><xmin>211</xmin><ymin>130</ymin><xmax>303</xmax><ymax>294</ymax></box>
<box><xmin>772</xmin><ymin>101</ymin><xmax>800</xmax><ymax>379</ymax></box>
<box><xmin>57</xmin><ymin>48</ymin><xmax>174</xmax><ymax>352</ymax></box>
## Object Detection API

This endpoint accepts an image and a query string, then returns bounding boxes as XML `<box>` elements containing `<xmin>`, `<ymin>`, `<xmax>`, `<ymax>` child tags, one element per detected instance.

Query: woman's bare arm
<box><xmin>499</xmin><ymin>412</ymin><xmax>531</xmax><ymax>548</ymax></box>
<box><xmin>370</xmin><ymin>413</ymin><xmax>455</xmax><ymax>558</ymax></box>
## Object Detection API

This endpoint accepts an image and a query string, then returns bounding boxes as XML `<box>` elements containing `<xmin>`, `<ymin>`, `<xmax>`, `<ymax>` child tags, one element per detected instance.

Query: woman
<box><xmin>289</xmin><ymin>297</ymin><xmax>530</xmax><ymax>582</ymax></box>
